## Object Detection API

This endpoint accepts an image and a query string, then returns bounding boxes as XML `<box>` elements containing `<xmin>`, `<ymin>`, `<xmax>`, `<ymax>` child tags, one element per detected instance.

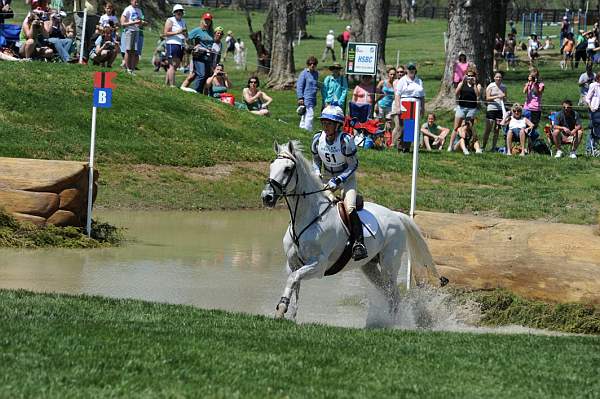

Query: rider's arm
<box><xmin>310</xmin><ymin>133</ymin><xmax>322</xmax><ymax>177</ymax></box>
<box><xmin>337</xmin><ymin>134</ymin><xmax>358</xmax><ymax>182</ymax></box>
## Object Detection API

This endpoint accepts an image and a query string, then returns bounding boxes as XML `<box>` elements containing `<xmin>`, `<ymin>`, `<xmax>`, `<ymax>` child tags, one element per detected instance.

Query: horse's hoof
<box><xmin>440</xmin><ymin>276</ymin><xmax>449</xmax><ymax>287</ymax></box>
<box><xmin>275</xmin><ymin>303</ymin><xmax>287</xmax><ymax>319</ymax></box>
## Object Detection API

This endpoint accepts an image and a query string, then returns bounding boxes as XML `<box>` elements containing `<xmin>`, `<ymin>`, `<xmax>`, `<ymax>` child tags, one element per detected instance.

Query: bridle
<box><xmin>266</xmin><ymin>153</ymin><xmax>333</xmax><ymax>246</ymax></box>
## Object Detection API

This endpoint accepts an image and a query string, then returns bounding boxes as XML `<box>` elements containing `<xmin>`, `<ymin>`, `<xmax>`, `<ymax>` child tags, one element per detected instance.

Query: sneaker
<box><xmin>463</xmin><ymin>149</ymin><xmax>470</xmax><ymax>155</ymax></box>
<box><xmin>475</xmin><ymin>148</ymin><xmax>483</xmax><ymax>154</ymax></box>
<box><xmin>180</xmin><ymin>86</ymin><xmax>197</xmax><ymax>93</ymax></box>
<box><xmin>554</xmin><ymin>149</ymin><xmax>563</xmax><ymax>158</ymax></box>
<box><xmin>569</xmin><ymin>152</ymin><xmax>577</xmax><ymax>159</ymax></box>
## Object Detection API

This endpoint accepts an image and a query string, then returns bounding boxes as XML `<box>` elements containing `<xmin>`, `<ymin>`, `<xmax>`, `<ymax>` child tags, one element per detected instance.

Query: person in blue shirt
<box><xmin>187</xmin><ymin>12</ymin><xmax>214</xmax><ymax>93</ymax></box>
<box><xmin>321</xmin><ymin>62</ymin><xmax>348</xmax><ymax>109</ymax></box>
<box><xmin>296</xmin><ymin>56</ymin><xmax>320</xmax><ymax>131</ymax></box>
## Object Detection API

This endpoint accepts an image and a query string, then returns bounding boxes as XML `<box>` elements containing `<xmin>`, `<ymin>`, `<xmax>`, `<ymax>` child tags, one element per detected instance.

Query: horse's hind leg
<box><xmin>361</xmin><ymin>254</ymin><xmax>400</xmax><ymax>318</ymax></box>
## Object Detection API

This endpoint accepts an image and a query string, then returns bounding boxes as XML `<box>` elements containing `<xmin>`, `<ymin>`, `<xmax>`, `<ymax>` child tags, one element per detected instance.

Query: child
<box><xmin>420</xmin><ymin>113</ymin><xmax>450</xmax><ymax>151</ymax></box>
<box><xmin>452</xmin><ymin>118</ymin><xmax>481</xmax><ymax>155</ymax></box>
<box><xmin>99</xmin><ymin>2</ymin><xmax>118</xmax><ymax>28</ymax></box>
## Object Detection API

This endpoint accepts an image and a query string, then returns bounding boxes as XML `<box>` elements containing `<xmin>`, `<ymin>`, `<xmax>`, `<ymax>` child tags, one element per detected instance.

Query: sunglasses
<box><xmin>249</xmin><ymin>81</ymin><xmax>258</xmax><ymax>84</ymax></box>
<box><xmin>308</xmin><ymin>63</ymin><xmax>317</xmax><ymax>66</ymax></box>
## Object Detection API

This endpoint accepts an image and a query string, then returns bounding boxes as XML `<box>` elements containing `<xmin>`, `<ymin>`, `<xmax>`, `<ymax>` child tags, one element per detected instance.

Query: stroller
<box><xmin>587</xmin><ymin>111</ymin><xmax>600</xmax><ymax>157</ymax></box>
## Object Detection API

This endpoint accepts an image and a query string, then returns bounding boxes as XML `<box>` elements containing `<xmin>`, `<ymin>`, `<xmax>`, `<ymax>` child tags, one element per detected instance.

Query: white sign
<box><xmin>346</xmin><ymin>42</ymin><xmax>379</xmax><ymax>76</ymax></box>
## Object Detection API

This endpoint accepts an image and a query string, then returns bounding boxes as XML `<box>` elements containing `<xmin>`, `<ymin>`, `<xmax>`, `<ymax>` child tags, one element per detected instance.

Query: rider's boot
<box><xmin>350</xmin><ymin>210</ymin><xmax>368</xmax><ymax>261</ymax></box>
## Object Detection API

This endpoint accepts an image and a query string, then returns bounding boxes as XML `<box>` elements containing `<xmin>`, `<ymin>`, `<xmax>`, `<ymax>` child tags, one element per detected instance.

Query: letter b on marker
<box><xmin>93</xmin><ymin>88</ymin><xmax>112</xmax><ymax>108</ymax></box>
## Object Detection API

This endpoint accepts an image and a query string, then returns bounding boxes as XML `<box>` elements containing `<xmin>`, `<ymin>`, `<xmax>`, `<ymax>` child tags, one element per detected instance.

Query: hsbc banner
<box><xmin>345</xmin><ymin>42</ymin><xmax>379</xmax><ymax>76</ymax></box>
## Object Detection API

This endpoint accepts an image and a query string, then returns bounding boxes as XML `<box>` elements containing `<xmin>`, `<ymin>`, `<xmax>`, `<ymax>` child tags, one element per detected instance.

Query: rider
<box><xmin>311</xmin><ymin>104</ymin><xmax>368</xmax><ymax>261</ymax></box>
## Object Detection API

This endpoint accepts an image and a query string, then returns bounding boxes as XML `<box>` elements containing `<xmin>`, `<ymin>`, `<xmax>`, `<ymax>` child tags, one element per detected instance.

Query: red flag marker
<box><xmin>93</xmin><ymin>72</ymin><xmax>117</xmax><ymax>89</ymax></box>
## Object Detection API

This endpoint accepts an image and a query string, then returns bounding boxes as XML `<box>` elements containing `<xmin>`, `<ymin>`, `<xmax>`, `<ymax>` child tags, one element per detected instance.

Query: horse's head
<box><xmin>261</xmin><ymin>141</ymin><xmax>299</xmax><ymax>208</ymax></box>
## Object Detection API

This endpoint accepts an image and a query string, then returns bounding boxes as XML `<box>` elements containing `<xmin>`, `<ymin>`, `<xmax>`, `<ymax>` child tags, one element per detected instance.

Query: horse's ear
<box><xmin>273</xmin><ymin>140</ymin><xmax>279</xmax><ymax>154</ymax></box>
<box><xmin>288</xmin><ymin>140</ymin><xmax>295</xmax><ymax>154</ymax></box>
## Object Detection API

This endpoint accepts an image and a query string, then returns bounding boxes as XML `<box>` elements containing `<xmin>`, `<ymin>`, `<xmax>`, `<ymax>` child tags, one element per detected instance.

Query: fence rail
<box><xmin>200</xmin><ymin>1</ymin><xmax>599</xmax><ymax>25</ymax></box>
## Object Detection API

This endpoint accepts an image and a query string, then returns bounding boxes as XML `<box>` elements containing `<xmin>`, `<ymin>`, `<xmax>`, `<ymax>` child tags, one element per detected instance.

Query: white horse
<box><xmin>261</xmin><ymin>141</ymin><xmax>444</xmax><ymax>323</ymax></box>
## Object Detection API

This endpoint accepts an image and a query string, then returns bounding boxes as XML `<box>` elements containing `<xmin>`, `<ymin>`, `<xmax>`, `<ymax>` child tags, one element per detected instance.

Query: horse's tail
<box><xmin>396</xmin><ymin>212</ymin><xmax>440</xmax><ymax>285</ymax></box>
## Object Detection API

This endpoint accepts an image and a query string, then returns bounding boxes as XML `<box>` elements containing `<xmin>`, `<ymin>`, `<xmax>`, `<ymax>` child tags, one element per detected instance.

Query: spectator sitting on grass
<box><xmin>206</xmin><ymin>62</ymin><xmax>231</xmax><ymax>98</ymax></box>
<box><xmin>420</xmin><ymin>113</ymin><xmax>449</xmax><ymax>151</ymax></box>
<box><xmin>243</xmin><ymin>76</ymin><xmax>272</xmax><ymax>116</ymax></box>
<box><xmin>552</xmin><ymin>99</ymin><xmax>583</xmax><ymax>159</ymax></box>
<box><xmin>89</xmin><ymin>25</ymin><xmax>118</xmax><ymax>67</ymax></box>
<box><xmin>19</xmin><ymin>11</ymin><xmax>54</xmax><ymax>60</ymax></box>
<box><xmin>152</xmin><ymin>35</ymin><xmax>168</xmax><ymax>72</ymax></box>
<box><xmin>451</xmin><ymin>118</ymin><xmax>481</xmax><ymax>155</ymax></box>
<box><xmin>502</xmin><ymin>103</ymin><xmax>534</xmax><ymax>156</ymax></box>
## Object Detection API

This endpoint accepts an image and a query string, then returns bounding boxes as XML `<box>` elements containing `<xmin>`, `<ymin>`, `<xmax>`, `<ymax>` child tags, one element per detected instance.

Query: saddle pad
<box><xmin>358</xmin><ymin>208</ymin><xmax>379</xmax><ymax>238</ymax></box>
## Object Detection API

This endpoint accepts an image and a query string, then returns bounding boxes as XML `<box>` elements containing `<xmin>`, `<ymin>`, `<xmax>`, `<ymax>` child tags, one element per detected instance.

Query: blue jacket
<box><xmin>321</xmin><ymin>75</ymin><xmax>348</xmax><ymax>107</ymax></box>
<box><xmin>296</xmin><ymin>68</ymin><xmax>319</xmax><ymax>108</ymax></box>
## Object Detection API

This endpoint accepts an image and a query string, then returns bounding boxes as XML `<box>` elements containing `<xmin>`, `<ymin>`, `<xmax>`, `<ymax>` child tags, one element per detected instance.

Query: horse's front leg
<box><xmin>275</xmin><ymin>257</ymin><xmax>324</xmax><ymax>319</ymax></box>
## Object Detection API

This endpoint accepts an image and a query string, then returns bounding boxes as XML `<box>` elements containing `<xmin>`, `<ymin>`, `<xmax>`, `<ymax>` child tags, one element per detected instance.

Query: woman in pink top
<box><xmin>523</xmin><ymin>67</ymin><xmax>545</xmax><ymax>129</ymax></box>
<box><xmin>352</xmin><ymin>75</ymin><xmax>374</xmax><ymax>104</ymax></box>
<box><xmin>453</xmin><ymin>53</ymin><xmax>468</xmax><ymax>87</ymax></box>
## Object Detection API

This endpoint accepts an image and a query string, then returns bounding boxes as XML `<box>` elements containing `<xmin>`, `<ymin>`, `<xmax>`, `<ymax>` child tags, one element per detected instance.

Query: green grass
<box><xmin>1</xmin><ymin>289</ymin><xmax>599</xmax><ymax>398</ymax></box>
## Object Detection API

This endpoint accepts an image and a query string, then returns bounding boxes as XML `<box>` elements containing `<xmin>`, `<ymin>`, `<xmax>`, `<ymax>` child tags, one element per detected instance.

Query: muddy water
<box><xmin>0</xmin><ymin>210</ymin><xmax>371</xmax><ymax>328</ymax></box>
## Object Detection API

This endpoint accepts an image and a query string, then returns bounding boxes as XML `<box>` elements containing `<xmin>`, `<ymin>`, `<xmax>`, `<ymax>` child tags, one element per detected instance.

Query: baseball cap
<box><xmin>202</xmin><ymin>12</ymin><xmax>213</xmax><ymax>20</ymax></box>
<box><xmin>407</xmin><ymin>62</ymin><xmax>417</xmax><ymax>70</ymax></box>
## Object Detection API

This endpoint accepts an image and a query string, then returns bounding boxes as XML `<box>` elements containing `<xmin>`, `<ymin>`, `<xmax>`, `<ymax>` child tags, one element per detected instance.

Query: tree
<box><xmin>339</xmin><ymin>0</ymin><xmax>352</xmax><ymax>19</ymax></box>
<box><xmin>245</xmin><ymin>9</ymin><xmax>271</xmax><ymax>73</ymax></box>
<box><xmin>400</xmin><ymin>0</ymin><xmax>415</xmax><ymax>23</ymax></box>
<box><xmin>430</xmin><ymin>0</ymin><xmax>495</xmax><ymax>109</ymax></box>
<box><xmin>491</xmin><ymin>0</ymin><xmax>509</xmax><ymax>40</ymax></box>
<box><xmin>293</xmin><ymin>0</ymin><xmax>308</xmax><ymax>39</ymax></box>
<box><xmin>351</xmin><ymin>0</ymin><xmax>391</xmax><ymax>74</ymax></box>
<box><xmin>267</xmin><ymin>0</ymin><xmax>296</xmax><ymax>89</ymax></box>
<box><xmin>229</xmin><ymin>0</ymin><xmax>245</xmax><ymax>10</ymax></box>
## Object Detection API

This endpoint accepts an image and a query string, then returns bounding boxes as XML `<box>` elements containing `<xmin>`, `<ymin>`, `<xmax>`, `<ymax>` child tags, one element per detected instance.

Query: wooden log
<box><xmin>415</xmin><ymin>211</ymin><xmax>600</xmax><ymax>305</ymax></box>
<box><xmin>0</xmin><ymin>157</ymin><xmax>98</xmax><ymax>228</ymax></box>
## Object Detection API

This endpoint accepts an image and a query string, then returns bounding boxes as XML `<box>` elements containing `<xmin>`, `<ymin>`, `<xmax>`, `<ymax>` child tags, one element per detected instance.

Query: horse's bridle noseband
<box><xmin>267</xmin><ymin>154</ymin><xmax>298</xmax><ymax>197</ymax></box>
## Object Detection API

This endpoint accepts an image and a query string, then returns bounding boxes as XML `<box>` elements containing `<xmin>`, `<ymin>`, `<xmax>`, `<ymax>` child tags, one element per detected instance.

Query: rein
<box><xmin>268</xmin><ymin>154</ymin><xmax>332</xmax><ymax>247</ymax></box>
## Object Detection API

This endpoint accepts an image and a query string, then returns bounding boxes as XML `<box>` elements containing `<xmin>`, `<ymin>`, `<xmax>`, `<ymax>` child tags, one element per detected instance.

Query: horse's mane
<box><xmin>280</xmin><ymin>141</ymin><xmax>324</xmax><ymax>196</ymax></box>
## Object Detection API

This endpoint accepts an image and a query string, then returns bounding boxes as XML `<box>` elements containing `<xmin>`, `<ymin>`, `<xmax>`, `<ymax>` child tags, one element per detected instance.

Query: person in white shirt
<box><xmin>163</xmin><ymin>4</ymin><xmax>187</xmax><ymax>87</ymax></box>
<box><xmin>321</xmin><ymin>29</ymin><xmax>336</xmax><ymax>62</ymax></box>
<box><xmin>392</xmin><ymin>62</ymin><xmax>424</xmax><ymax>151</ymax></box>
<box><xmin>99</xmin><ymin>2</ymin><xmax>118</xmax><ymax>28</ymax></box>
<box><xmin>120</xmin><ymin>0</ymin><xmax>143</xmax><ymax>74</ymax></box>
<box><xmin>234</xmin><ymin>38</ymin><xmax>246</xmax><ymax>69</ymax></box>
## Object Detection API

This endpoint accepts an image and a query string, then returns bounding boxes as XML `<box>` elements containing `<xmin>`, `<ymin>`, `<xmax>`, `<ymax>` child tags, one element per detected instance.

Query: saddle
<box><xmin>324</xmin><ymin>196</ymin><xmax>364</xmax><ymax>277</ymax></box>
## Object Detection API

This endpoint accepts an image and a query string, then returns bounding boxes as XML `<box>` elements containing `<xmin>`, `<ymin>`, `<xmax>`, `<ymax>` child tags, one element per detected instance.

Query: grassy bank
<box><xmin>1</xmin><ymin>289</ymin><xmax>599</xmax><ymax>398</ymax></box>
<box><xmin>0</xmin><ymin>209</ymin><xmax>123</xmax><ymax>248</ymax></box>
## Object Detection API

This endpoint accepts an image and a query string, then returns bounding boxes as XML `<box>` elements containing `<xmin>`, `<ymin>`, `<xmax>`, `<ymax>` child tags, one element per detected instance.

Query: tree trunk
<box><xmin>229</xmin><ymin>0</ymin><xmax>244</xmax><ymax>10</ymax></box>
<box><xmin>339</xmin><ymin>0</ymin><xmax>352</xmax><ymax>19</ymax></box>
<box><xmin>267</xmin><ymin>0</ymin><xmax>296</xmax><ymax>90</ymax></box>
<box><xmin>491</xmin><ymin>0</ymin><xmax>509</xmax><ymax>40</ymax></box>
<box><xmin>399</xmin><ymin>0</ymin><xmax>414</xmax><ymax>22</ymax></box>
<box><xmin>245</xmin><ymin>10</ymin><xmax>270</xmax><ymax>73</ymax></box>
<box><xmin>294</xmin><ymin>0</ymin><xmax>308</xmax><ymax>39</ymax></box>
<box><xmin>430</xmin><ymin>0</ymin><xmax>495</xmax><ymax>110</ymax></box>
<box><xmin>350</xmin><ymin>0</ymin><xmax>366</xmax><ymax>42</ymax></box>
<box><xmin>352</xmin><ymin>0</ymin><xmax>390</xmax><ymax>75</ymax></box>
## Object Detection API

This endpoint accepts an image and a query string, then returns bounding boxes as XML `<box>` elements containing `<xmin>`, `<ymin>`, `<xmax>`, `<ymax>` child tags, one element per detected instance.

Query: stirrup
<box><xmin>352</xmin><ymin>243</ymin><xmax>368</xmax><ymax>261</ymax></box>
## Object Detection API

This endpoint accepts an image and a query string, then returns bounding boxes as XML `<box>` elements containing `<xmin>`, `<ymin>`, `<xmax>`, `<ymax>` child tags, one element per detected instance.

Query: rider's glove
<box><xmin>327</xmin><ymin>177</ymin><xmax>342</xmax><ymax>190</ymax></box>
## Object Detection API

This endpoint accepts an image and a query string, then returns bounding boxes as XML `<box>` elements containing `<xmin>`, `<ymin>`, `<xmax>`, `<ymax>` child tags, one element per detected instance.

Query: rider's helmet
<box><xmin>319</xmin><ymin>104</ymin><xmax>345</xmax><ymax>124</ymax></box>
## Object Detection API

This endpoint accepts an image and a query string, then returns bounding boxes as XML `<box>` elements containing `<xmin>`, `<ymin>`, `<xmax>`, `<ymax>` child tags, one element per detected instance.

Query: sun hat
<box><xmin>202</xmin><ymin>12</ymin><xmax>213</xmax><ymax>20</ymax></box>
<box><xmin>227</xmin><ymin>30</ymin><xmax>233</xmax><ymax>35</ymax></box>
<box><xmin>172</xmin><ymin>4</ymin><xmax>184</xmax><ymax>14</ymax></box>
<box><xmin>329</xmin><ymin>62</ymin><xmax>343</xmax><ymax>70</ymax></box>
<box><xmin>345</xmin><ymin>25</ymin><xmax>351</xmax><ymax>30</ymax></box>
<box><xmin>329</xmin><ymin>29</ymin><xmax>334</xmax><ymax>34</ymax></box>
<box><xmin>214</xmin><ymin>26</ymin><xmax>224</xmax><ymax>33</ymax></box>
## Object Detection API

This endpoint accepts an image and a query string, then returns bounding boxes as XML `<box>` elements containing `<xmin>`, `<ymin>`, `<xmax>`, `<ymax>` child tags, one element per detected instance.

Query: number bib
<box><xmin>316</xmin><ymin>132</ymin><xmax>346</xmax><ymax>173</ymax></box>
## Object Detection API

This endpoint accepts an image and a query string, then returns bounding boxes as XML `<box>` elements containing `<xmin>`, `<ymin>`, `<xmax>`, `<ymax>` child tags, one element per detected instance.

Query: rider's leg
<box><xmin>342</xmin><ymin>175</ymin><xmax>368</xmax><ymax>261</ymax></box>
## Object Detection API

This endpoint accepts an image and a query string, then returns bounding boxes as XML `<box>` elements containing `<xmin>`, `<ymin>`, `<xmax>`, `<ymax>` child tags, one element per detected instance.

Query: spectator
<box><xmin>523</xmin><ymin>68</ymin><xmax>544</xmax><ymax>131</ymax></box>
<box><xmin>18</xmin><ymin>11</ymin><xmax>54</xmax><ymax>60</ymax></box>
<box><xmin>205</xmin><ymin>62</ymin><xmax>231</xmax><ymax>98</ymax></box>
<box><xmin>503</xmin><ymin>103</ymin><xmax>534</xmax><ymax>156</ymax></box>
<box><xmin>184</xmin><ymin>12</ymin><xmax>213</xmax><ymax>93</ymax></box>
<box><xmin>152</xmin><ymin>35</ymin><xmax>168</xmax><ymax>72</ymax></box>
<box><xmin>352</xmin><ymin>75</ymin><xmax>374</xmax><ymax>105</ymax></box>
<box><xmin>395</xmin><ymin>65</ymin><xmax>405</xmax><ymax>80</ymax></box>
<box><xmin>322</xmin><ymin>29</ymin><xmax>336</xmax><ymax>62</ymax></box>
<box><xmin>449</xmin><ymin>67</ymin><xmax>481</xmax><ymax>151</ymax></box>
<box><xmin>578</xmin><ymin>63</ymin><xmax>595</xmax><ymax>105</ymax></box>
<box><xmin>560</xmin><ymin>15</ymin><xmax>570</xmax><ymax>46</ymax></box>
<box><xmin>574</xmin><ymin>29</ymin><xmax>588</xmax><ymax>68</ymax></box>
<box><xmin>543</xmin><ymin>37</ymin><xmax>554</xmax><ymax>50</ymax></box>
<box><xmin>584</xmin><ymin>71</ymin><xmax>600</xmax><ymax>152</ymax></box>
<box><xmin>223</xmin><ymin>30</ymin><xmax>234</xmax><ymax>61</ymax></box>
<box><xmin>99</xmin><ymin>2</ymin><xmax>118</xmax><ymax>28</ymax></box>
<box><xmin>527</xmin><ymin>33</ymin><xmax>541</xmax><ymax>66</ymax></box>
<box><xmin>421</xmin><ymin>113</ymin><xmax>450</xmax><ymax>151</ymax></box>
<box><xmin>376</xmin><ymin>67</ymin><xmax>396</xmax><ymax>120</ymax></box>
<box><xmin>560</xmin><ymin>32</ymin><xmax>574</xmax><ymax>70</ymax></box>
<box><xmin>493</xmin><ymin>33</ymin><xmax>504</xmax><ymax>70</ymax></box>
<box><xmin>321</xmin><ymin>62</ymin><xmax>348</xmax><ymax>109</ymax></box>
<box><xmin>586</xmin><ymin>31</ymin><xmax>598</xmax><ymax>65</ymax></box>
<box><xmin>451</xmin><ymin>118</ymin><xmax>480</xmax><ymax>155</ymax></box>
<box><xmin>0</xmin><ymin>0</ymin><xmax>13</xmax><ymax>24</ymax></box>
<box><xmin>296</xmin><ymin>56</ymin><xmax>319</xmax><ymax>131</ymax></box>
<box><xmin>233</xmin><ymin>37</ymin><xmax>245</xmax><ymax>69</ymax></box>
<box><xmin>89</xmin><ymin>25</ymin><xmax>117</xmax><ymax>66</ymax></box>
<box><xmin>508</xmin><ymin>20</ymin><xmax>517</xmax><ymax>36</ymax></box>
<box><xmin>73</xmin><ymin>0</ymin><xmax>99</xmax><ymax>60</ymax></box>
<box><xmin>120</xmin><ymin>0</ymin><xmax>143</xmax><ymax>74</ymax></box>
<box><xmin>340</xmin><ymin>25</ymin><xmax>350</xmax><ymax>60</ymax></box>
<box><xmin>393</xmin><ymin>62</ymin><xmax>425</xmax><ymax>151</ymax></box>
<box><xmin>482</xmin><ymin>70</ymin><xmax>507</xmax><ymax>151</ymax></box>
<box><xmin>503</xmin><ymin>33</ymin><xmax>517</xmax><ymax>71</ymax></box>
<box><xmin>243</xmin><ymin>76</ymin><xmax>272</xmax><ymax>116</ymax></box>
<box><xmin>211</xmin><ymin>26</ymin><xmax>223</xmax><ymax>68</ymax></box>
<box><xmin>163</xmin><ymin>4</ymin><xmax>187</xmax><ymax>87</ymax></box>
<box><xmin>453</xmin><ymin>52</ymin><xmax>468</xmax><ymax>88</ymax></box>
<box><xmin>552</xmin><ymin>99</ymin><xmax>583</xmax><ymax>158</ymax></box>
<box><xmin>135</xmin><ymin>7</ymin><xmax>147</xmax><ymax>70</ymax></box>
<box><xmin>48</xmin><ymin>11</ymin><xmax>73</xmax><ymax>62</ymax></box>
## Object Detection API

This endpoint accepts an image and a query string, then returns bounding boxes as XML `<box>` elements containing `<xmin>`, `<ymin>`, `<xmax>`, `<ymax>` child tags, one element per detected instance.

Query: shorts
<box><xmin>506</xmin><ymin>127</ymin><xmax>524</xmax><ymax>137</ymax></box>
<box><xmin>505</xmin><ymin>52</ymin><xmax>515</xmax><ymax>62</ymax></box>
<box><xmin>455</xmin><ymin>106</ymin><xmax>478</xmax><ymax>120</ymax></box>
<box><xmin>565</xmin><ymin>51</ymin><xmax>573</xmax><ymax>59</ymax></box>
<box><xmin>166</xmin><ymin>43</ymin><xmax>183</xmax><ymax>60</ymax></box>
<box><xmin>123</xmin><ymin>30</ymin><xmax>139</xmax><ymax>52</ymax></box>
<box><xmin>486</xmin><ymin>109</ymin><xmax>503</xmax><ymax>121</ymax></box>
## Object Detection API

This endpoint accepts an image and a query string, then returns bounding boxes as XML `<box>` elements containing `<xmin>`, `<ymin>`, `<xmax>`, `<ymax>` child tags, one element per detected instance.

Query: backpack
<box><xmin>336</xmin><ymin>33</ymin><xmax>344</xmax><ymax>44</ymax></box>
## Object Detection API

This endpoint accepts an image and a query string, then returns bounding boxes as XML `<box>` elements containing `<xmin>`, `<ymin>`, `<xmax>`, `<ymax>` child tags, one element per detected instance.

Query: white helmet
<box><xmin>172</xmin><ymin>4</ymin><xmax>184</xmax><ymax>14</ymax></box>
<box><xmin>320</xmin><ymin>105</ymin><xmax>345</xmax><ymax>124</ymax></box>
